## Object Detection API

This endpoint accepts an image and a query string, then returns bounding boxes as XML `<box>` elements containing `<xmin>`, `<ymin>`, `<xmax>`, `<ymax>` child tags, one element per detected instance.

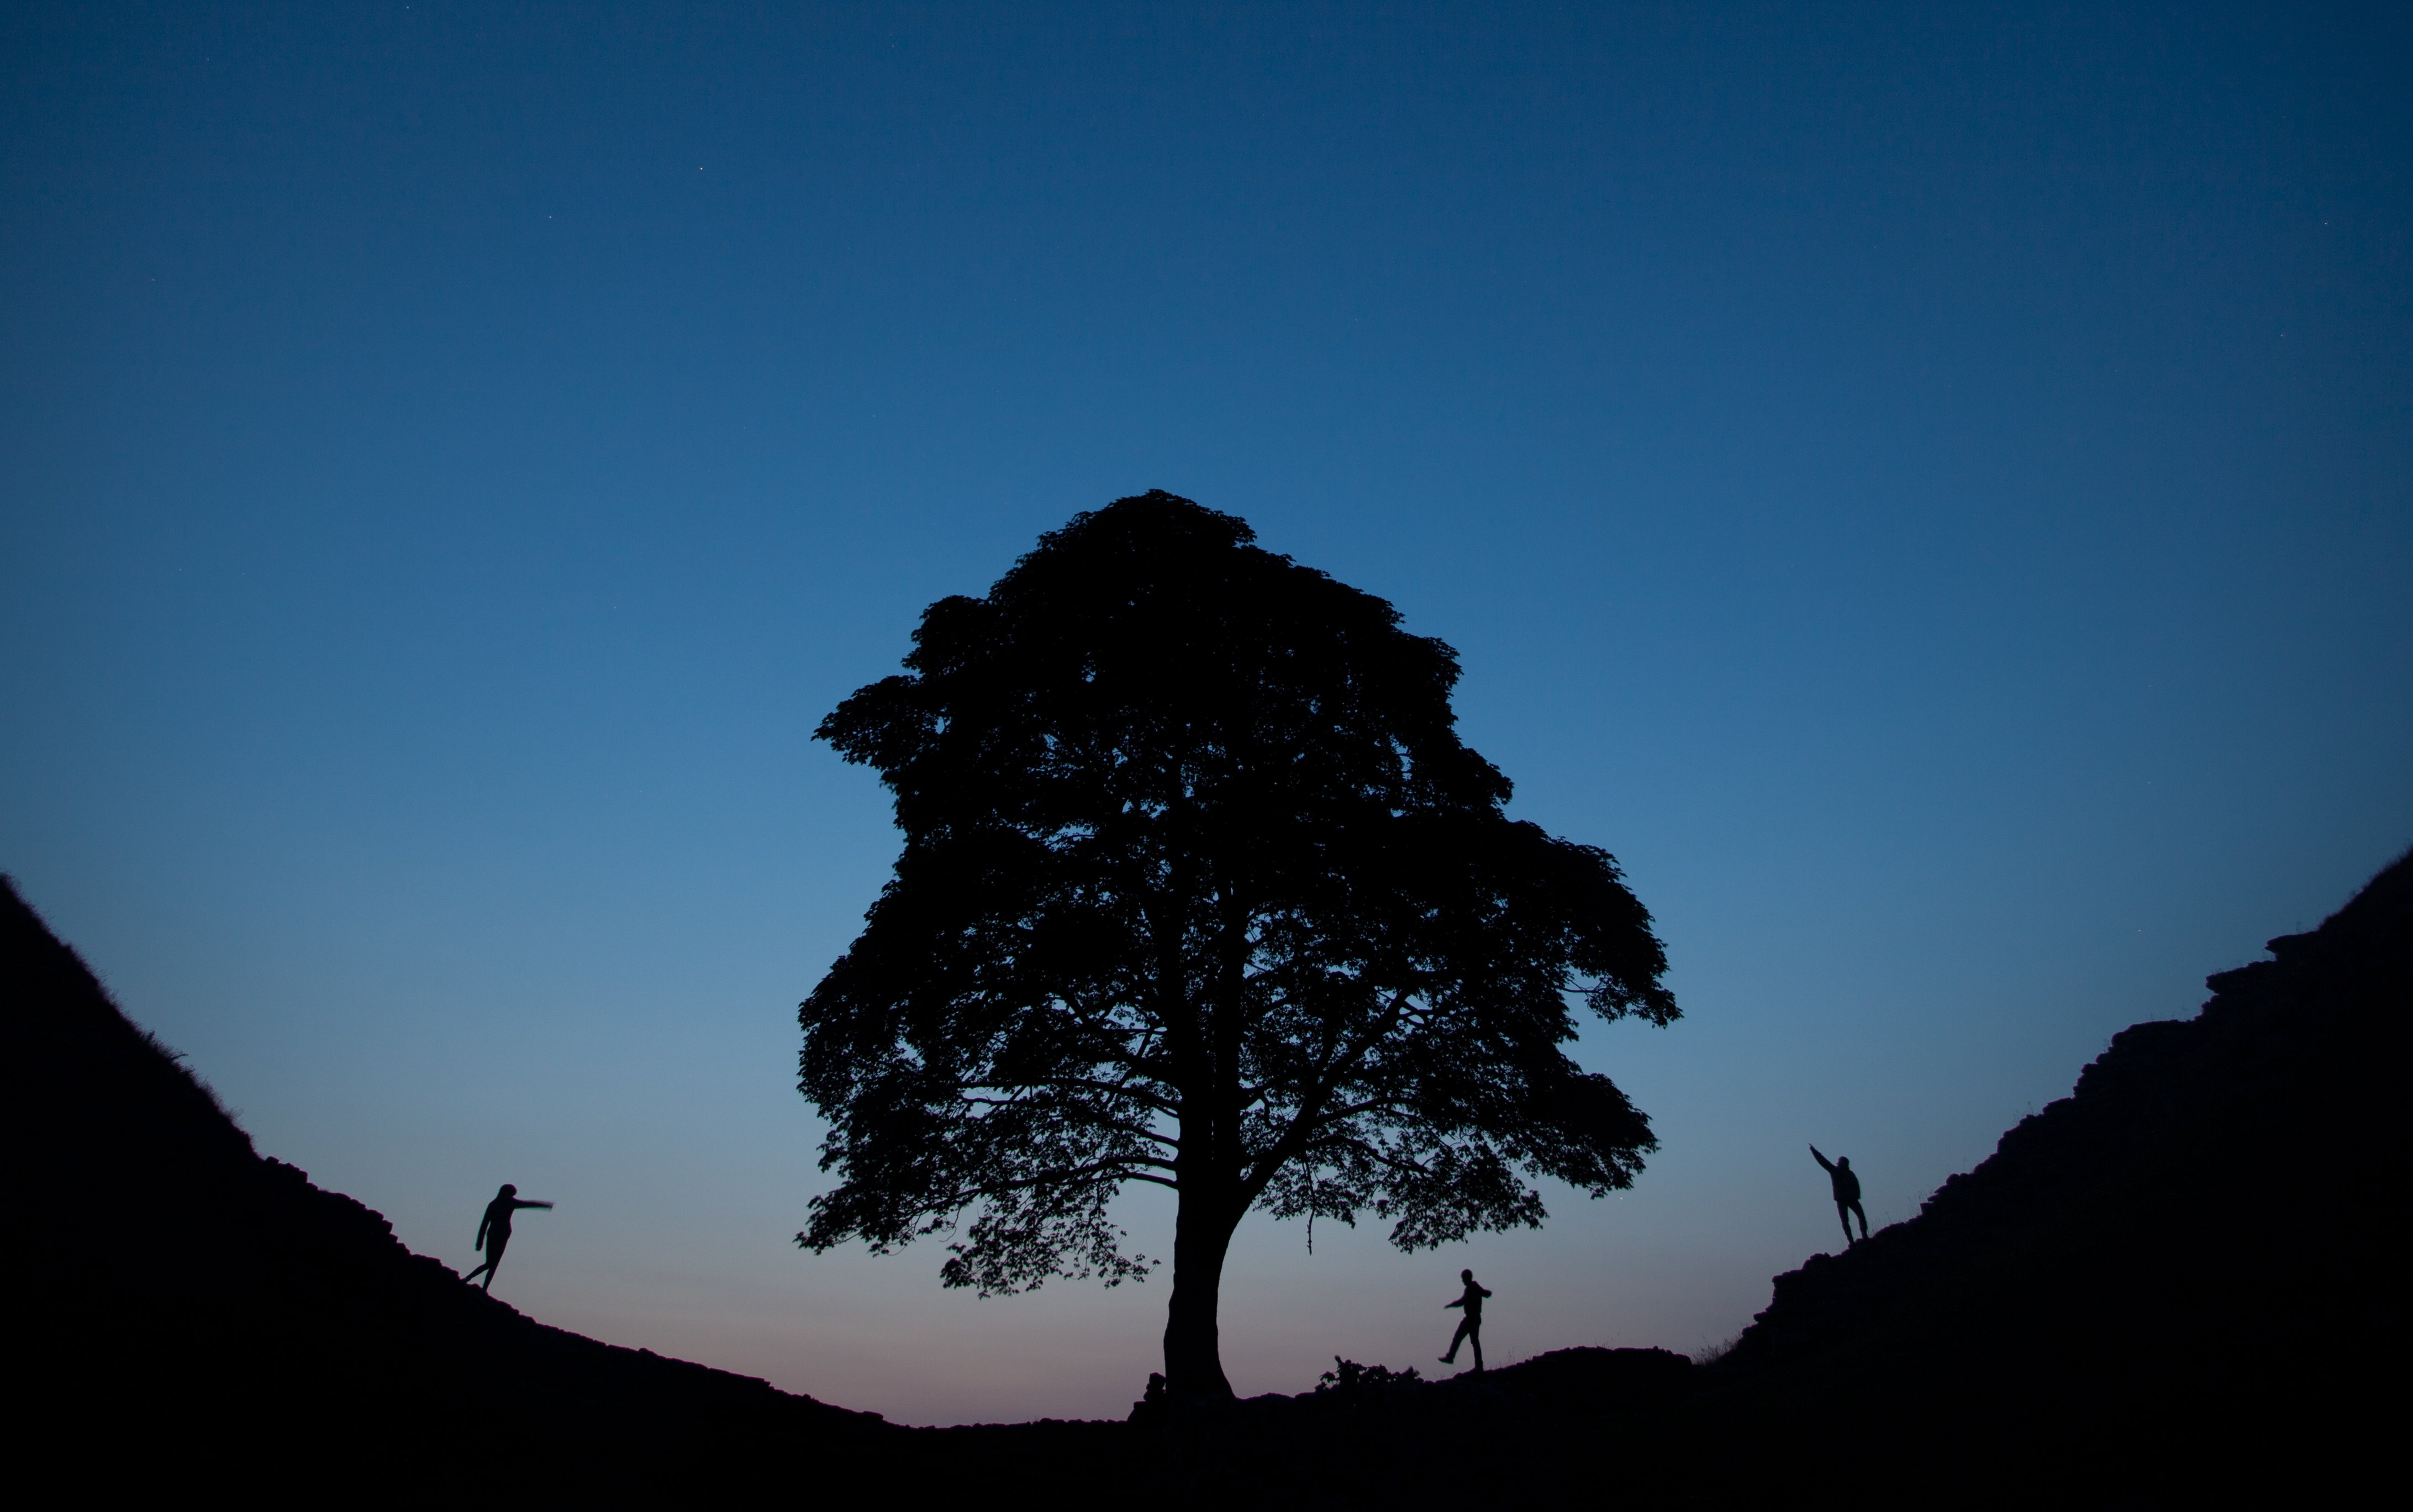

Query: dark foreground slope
<box><xmin>1701</xmin><ymin>847</ymin><xmax>2411</xmax><ymax>1504</ymax></box>
<box><xmin>0</xmin><ymin>877</ymin><xmax>892</xmax><ymax>1495</ymax></box>
<box><xmin>0</xmin><ymin>873</ymin><xmax>1697</xmax><ymax>1503</ymax></box>
<box><xmin>1105</xmin><ymin>849</ymin><xmax>2411</xmax><ymax>1506</ymax></box>
<box><xmin>7</xmin><ymin>851</ymin><xmax>2403</xmax><ymax>1506</ymax></box>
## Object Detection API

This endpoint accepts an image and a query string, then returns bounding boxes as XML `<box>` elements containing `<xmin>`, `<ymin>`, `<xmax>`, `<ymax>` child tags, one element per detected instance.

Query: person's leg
<box><xmin>1468</xmin><ymin>1324</ymin><xmax>1483</xmax><ymax>1372</ymax></box>
<box><xmin>1836</xmin><ymin>1202</ymin><xmax>1855</xmax><ymax>1246</ymax></box>
<box><xmin>463</xmin><ymin>1259</ymin><xmax>491</xmax><ymax>1284</ymax></box>
<box><xmin>1850</xmin><ymin>1201</ymin><xmax>1868</xmax><ymax>1241</ymax></box>
<box><xmin>480</xmin><ymin>1235</ymin><xmax>509</xmax><ymax>1289</ymax></box>
<box><xmin>1441</xmin><ymin>1316</ymin><xmax>1472</xmax><ymax>1363</ymax></box>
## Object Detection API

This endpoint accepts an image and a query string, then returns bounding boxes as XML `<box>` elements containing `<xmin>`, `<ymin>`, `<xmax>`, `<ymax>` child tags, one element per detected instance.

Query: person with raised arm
<box><xmin>463</xmin><ymin>1183</ymin><xmax>554</xmax><ymax>1292</ymax></box>
<box><xmin>1810</xmin><ymin>1145</ymin><xmax>1867</xmax><ymax>1247</ymax></box>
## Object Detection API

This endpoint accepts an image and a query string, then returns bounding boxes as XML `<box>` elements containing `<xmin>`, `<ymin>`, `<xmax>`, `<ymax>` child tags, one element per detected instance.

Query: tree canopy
<box><xmin>798</xmin><ymin>492</ymin><xmax>1676</xmax><ymax>1397</ymax></box>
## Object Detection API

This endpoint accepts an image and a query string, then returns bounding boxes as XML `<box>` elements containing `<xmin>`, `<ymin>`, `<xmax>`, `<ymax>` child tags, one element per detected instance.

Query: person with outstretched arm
<box><xmin>463</xmin><ymin>1183</ymin><xmax>554</xmax><ymax>1292</ymax></box>
<box><xmin>1810</xmin><ymin>1145</ymin><xmax>1868</xmax><ymax>1247</ymax></box>
<box><xmin>1439</xmin><ymin>1269</ymin><xmax>1493</xmax><ymax>1371</ymax></box>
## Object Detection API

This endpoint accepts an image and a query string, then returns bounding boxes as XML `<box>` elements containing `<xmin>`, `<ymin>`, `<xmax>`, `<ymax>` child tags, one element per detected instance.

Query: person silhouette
<box><xmin>1439</xmin><ymin>1268</ymin><xmax>1492</xmax><ymax>1371</ymax></box>
<box><xmin>1809</xmin><ymin>1145</ymin><xmax>1867</xmax><ymax>1246</ymax></box>
<box><xmin>462</xmin><ymin>1183</ymin><xmax>554</xmax><ymax>1292</ymax></box>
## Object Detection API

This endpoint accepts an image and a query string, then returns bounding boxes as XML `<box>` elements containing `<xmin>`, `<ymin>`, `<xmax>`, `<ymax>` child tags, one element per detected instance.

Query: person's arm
<box><xmin>1479</xmin><ymin>1286</ymin><xmax>1493</xmax><ymax>1298</ymax></box>
<box><xmin>512</xmin><ymin>1199</ymin><xmax>555</xmax><ymax>1211</ymax></box>
<box><xmin>1445</xmin><ymin>1297</ymin><xmax>1463</xmax><ymax>1309</ymax></box>
<box><xmin>1809</xmin><ymin>1144</ymin><xmax>1834</xmax><ymax>1173</ymax></box>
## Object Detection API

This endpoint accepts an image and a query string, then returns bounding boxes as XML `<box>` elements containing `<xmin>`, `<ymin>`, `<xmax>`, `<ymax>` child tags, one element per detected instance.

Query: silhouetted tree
<box><xmin>797</xmin><ymin>493</ymin><xmax>1677</xmax><ymax>1400</ymax></box>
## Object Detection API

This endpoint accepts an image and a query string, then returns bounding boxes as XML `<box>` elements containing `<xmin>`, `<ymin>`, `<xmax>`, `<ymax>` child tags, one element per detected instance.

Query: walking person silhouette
<box><xmin>463</xmin><ymin>1183</ymin><xmax>554</xmax><ymax>1292</ymax></box>
<box><xmin>1809</xmin><ymin>1145</ymin><xmax>1868</xmax><ymax>1247</ymax></box>
<box><xmin>1439</xmin><ymin>1269</ymin><xmax>1492</xmax><ymax>1371</ymax></box>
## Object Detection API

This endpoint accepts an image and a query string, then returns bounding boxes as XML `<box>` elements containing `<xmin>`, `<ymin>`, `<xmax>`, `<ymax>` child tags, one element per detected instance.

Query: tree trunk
<box><xmin>1162</xmin><ymin>1186</ymin><xmax>1239</xmax><ymax>1400</ymax></box>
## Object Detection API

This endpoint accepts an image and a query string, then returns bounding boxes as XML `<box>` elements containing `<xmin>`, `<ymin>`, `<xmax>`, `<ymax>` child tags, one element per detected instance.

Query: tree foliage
<box><xmin>797</xmin><ymin>493</ymin><xmax>1676</xmax><ymax>1390</ymax></box>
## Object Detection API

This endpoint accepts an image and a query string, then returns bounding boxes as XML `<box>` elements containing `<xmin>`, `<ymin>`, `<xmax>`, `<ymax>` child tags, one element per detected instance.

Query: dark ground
<box><xmin>6</xmin><ymin>851</ymin><xmax>2403</xmax><ymax>1505</ymax></box>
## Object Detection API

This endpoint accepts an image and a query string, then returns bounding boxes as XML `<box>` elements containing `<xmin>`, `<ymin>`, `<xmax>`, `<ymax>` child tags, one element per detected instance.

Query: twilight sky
<box><xmin>4</xmin><ymin>2</ymin><xmax>2407</xmax><ymax>1425</ymax></box>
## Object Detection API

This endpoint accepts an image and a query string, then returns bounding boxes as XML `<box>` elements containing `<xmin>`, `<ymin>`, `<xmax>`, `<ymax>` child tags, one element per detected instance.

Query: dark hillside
<box><xmin>0</xmin><ymin>877</ymin><xmax>888</xmax><ymax>1495</ymax></box>
<box><xmin>0</xmin><ymin>863</ymin><xmax>1695</xmax><ymax>1502</ymax></box>
<box><xmin>1703</xmin><ymin>849</ymin><xmax>2411</xmax><ymax>1503</ymax></box>
<box><xmin>8</xmin><ymin>851</ymin><xmax>2400</xmax><ymax>1506</ymax></box>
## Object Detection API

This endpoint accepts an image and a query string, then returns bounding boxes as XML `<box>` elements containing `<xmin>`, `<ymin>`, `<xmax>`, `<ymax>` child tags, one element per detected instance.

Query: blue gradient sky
<box><xmin>4</xmin><ymin>2</ymin><xmax>2407</xmax><ymax>1424</ymax></box>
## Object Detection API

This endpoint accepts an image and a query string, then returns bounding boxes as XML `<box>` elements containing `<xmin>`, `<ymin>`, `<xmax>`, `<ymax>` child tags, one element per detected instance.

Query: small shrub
<box><xmin>1315</xmin><ymin>1357</ymin><xmax>1423</xmax><ymax>1395</ymax></box>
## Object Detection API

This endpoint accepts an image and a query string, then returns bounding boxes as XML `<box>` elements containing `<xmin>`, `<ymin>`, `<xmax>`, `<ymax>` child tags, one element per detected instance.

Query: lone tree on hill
<box><xmin>797</xmin><ymin>492</ymin><xmax>1677</xmax><ymax>1400</ymax></box>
